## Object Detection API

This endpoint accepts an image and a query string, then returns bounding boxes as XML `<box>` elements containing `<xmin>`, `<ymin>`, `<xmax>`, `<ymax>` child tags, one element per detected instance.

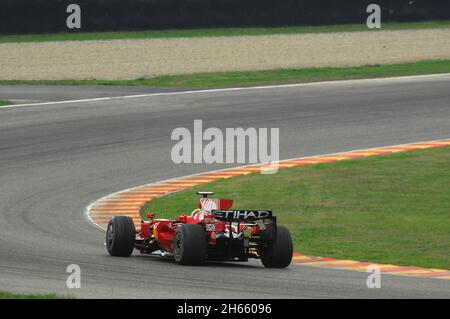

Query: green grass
<box><xmin>0</xmin><ymin>100</ymin><xmax>13</xmax><ymax>106</ymax></box>
<box><xmin>142</xmin><ymin>147</ymin><xmax>450</xmax><ymax>270</ymax></box>
<box><xmin>0</xmin><ymin>291</ymin><xmax>68</xmax><ymax>299</ymax></box>
<box><xmin>1</xmin><ymin>21</ymin><xmax>449</xmax><ymax>43</ymax></box>
<box><xmin>1</xmin><ymin>60</ymin><xmax>450</xmax><ymax>89</ymax></box>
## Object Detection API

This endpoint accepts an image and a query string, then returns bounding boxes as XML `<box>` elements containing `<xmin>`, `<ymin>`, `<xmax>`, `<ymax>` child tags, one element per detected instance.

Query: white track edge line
<box><xmin>4</xmin><ymin>72</ymin><xmax>450</xmax><ymax>109</ymax></box>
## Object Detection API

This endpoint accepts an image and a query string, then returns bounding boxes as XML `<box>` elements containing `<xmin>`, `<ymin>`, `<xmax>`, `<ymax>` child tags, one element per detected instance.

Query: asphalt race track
<box><xmin>1</xmin><ymin>75</ymin><xmax>450</xmax><ymax>298</ymax></box>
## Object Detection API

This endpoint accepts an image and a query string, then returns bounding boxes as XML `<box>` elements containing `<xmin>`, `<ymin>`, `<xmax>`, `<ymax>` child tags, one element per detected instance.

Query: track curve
<box><xmin>88</xmin><ymin>139</ymin><xmax>450</xmax><ymax>280</ymax></box>
<box><xmin>1</xmin><ymin>75</ymin><xmax>450</xmax><ymax>298</ymax></box>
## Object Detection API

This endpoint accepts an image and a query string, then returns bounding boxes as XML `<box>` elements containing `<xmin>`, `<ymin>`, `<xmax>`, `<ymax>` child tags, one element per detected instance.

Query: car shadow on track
<box><xmin>133</xmin><ymin>254</ymin><xmax>264</xmax><ymax>269</ymax></box>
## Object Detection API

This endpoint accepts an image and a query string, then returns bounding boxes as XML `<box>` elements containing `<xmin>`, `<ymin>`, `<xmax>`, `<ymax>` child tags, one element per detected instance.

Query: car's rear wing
<box><xmin>212</xmin><ymin>210</ymin><xmax>273</xmax><ymax>222</ymax></box>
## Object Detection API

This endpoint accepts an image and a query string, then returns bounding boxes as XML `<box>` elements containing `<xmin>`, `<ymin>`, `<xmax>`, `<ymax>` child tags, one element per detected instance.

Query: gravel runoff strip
<box><xmin>1</xmin><ymin>29</ymin><xmax>450</xmax><ymax>81</ymax></box>
<box><xmin>87</xmin><ymin>139</ymin><xmax>450</xmax><ymax>280</ymax></box>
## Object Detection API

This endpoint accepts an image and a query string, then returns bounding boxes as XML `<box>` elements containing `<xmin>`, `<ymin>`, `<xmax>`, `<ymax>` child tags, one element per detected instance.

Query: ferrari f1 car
<box><xmin>106</xmin><ymin>192</ymin><xmax>293</xmax><ymax>268</ymax></box>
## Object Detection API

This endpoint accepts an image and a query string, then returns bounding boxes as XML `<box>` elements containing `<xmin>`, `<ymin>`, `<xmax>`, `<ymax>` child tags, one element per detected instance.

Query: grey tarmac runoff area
<box><xmin>1</xmin><ymin>74</ymin><xmax>450</xmax><ymax>298</ymax></box>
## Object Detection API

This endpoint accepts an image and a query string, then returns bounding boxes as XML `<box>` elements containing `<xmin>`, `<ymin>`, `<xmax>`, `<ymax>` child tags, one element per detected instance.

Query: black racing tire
<box><xmin>173</xmin><ymin>224</ymin><xmax>207</xmax><ymax>265</ymax></box>
<box><xmin>106</xmin><ymin>216</ymin><xmax>136</xmax><ymax>257</ymax></box>
<box><xmin>261</xmin><ymin>226</ymin><xmax>293</xmax><ymax>268</ymax></box>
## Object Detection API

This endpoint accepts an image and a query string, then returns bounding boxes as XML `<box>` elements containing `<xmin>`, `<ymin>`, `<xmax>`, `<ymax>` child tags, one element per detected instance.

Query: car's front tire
<box><xmin>173</xmin><ymin>224</ymin><xmax>207</xmax><ymax>265</ymax></box>
<box><xmin>261</xmin><ymin>226</ymin><xmax>293</xmax><ymax>268</ymax></box>
<box><xmin>106</xmin><ymin>216</ymin><xmax>136</xmax><ymax>257</ymax></box>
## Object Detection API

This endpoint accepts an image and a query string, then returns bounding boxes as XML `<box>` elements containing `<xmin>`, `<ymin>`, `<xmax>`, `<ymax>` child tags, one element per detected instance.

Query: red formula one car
<box><xmin>106</xmin><ymin>192</ymin><xmax>293</xmax><ymax>268</ymax></box>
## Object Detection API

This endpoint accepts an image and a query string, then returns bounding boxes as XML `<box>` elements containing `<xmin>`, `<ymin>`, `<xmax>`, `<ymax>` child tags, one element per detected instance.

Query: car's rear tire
<box><xmin>173</xmin><ymin>224</ymin><xmax>207</xmax><ymax>265</ymax></box>
<box><xmin>106</xmin><ymin>216</ymin><xmax>136</xmax><ymax>257</ymax></box>
<box><xmin>261</xmin><ymin>226</ymin><xmax>293</xmax><ymax>268</ymax></box>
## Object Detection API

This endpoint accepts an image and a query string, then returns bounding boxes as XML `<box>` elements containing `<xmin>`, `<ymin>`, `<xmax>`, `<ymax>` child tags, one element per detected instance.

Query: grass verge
<box><xmin>1</xmin><ymin>21</ymin><xmax>449</xmax><ymax>43</ymax></box>
<box><xmin>1</xmin><ymin>60</ymin><xmax>450</xmax><ymax>89</ymax></box>
<box><xmin>142</xmin><ymin>147</ymin><xmax>450</xmax><ymax>270</ymax></box>
<box><xmin>0</xmin><ymin>291</ymin><xmax>68</xmax><ymax>299</ymax></box>
<box><xmin>0</xmin><ymin>100</ymin><xmax>13</xmax><ymax>106</ymax></box>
